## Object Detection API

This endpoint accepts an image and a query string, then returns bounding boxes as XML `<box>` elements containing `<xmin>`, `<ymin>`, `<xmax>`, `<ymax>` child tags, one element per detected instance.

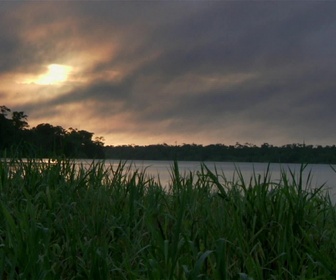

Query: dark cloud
<box><xmin>1</xmin><ymin>2</ymin><xmax>336</xmax><ymax>145</ymax></box>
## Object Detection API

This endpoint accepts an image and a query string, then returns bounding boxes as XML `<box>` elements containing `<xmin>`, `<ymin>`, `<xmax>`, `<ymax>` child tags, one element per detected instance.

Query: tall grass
<box><xmin>0</xmin><ymin>158</ymin><xmax>335</xmax><ymax>279</ymax></box>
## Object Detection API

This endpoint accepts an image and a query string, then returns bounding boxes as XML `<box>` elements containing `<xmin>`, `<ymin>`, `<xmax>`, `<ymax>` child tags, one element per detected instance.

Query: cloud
<box><xmin>1</xmin><ymin>2</ymin><xmax>336</xmax><ymax>146</ymax></box>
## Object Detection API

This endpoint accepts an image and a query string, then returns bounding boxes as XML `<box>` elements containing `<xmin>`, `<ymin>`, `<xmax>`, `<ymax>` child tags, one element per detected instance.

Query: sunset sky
<box><xmin>1</xmin><ymin>1</ymin><xmax>336</xmax><ymax>146</ymax></box>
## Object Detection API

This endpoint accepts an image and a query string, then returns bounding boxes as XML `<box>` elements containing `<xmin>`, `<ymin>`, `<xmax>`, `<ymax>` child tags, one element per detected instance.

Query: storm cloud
<box><xmin>1</xmin><ymin>1</ymin><xmax>336</xmax><ymax>146</ymax></box>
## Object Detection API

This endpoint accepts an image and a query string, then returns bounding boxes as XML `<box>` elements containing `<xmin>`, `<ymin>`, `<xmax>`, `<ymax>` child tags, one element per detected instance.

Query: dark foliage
<box><xmin>0</xmin><ymin>106</ymin><xmax>105</xmax><ymax>158</ymax></box>
<box><xmin>2</xmin><ymin>105</ymin><xmax>336</xmax><ymax>162</ymax></box>
<box><xmin>104</xmin><ymin>142</ymin><xmax>336</xmax><ymax>163</ymax></box>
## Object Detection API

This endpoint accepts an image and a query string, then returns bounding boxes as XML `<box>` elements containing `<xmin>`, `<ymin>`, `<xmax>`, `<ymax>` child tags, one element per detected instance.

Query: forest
<box><xmin>1</xmin><ymin>105</ymin><xmax>336</xmax><ymax>163</ymax></box>
<box><xmin>104</xmin><ymin>143</ymin><xmax>336</xmax><ymax>163</ymax></box>
<box><xmin>0</xmin><ymin>106</ymin><xmax>105</xmax><ymax>158</ymax></box>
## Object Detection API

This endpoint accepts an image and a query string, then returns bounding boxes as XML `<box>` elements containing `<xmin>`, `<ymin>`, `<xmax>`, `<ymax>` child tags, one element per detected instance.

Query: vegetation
<box><xmin>105</xmin><ymin>143</ymin><xmax>336</xmax><ymax>163</ymax></box>
<box><xmin>2</xmin><ymin>105</ymin><xmax>336</xmax><ymax>163</ymax></box>
<box><xmin>0</xmin><ymin>158</ymin><xmax>335</xmax><ymax>279</ymax></box>
<box><xmin>0</xmin><ymin>106</ymin><xmax>104</xmax><ymax>158</ymax></box>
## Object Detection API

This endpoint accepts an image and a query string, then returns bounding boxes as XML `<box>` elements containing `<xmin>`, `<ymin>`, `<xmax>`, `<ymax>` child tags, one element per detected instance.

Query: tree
<box><xmin>12</xmin><ymin>111</ymin><xmax>29</xmax><ymax>130</ymax></box>
<box><xmin>31</xmin><ymin>123</ymin><xmax>66</xmax><ymax>156</ymax></box>
<box><xmin>0</xmin><ymin>106</ymin><xmax>14</xmax><ymax>149</ymax></box>
<box><xmin>64</xmin><ymin>128</ymin><xmax>104</xmax><ymax>158</ymax></box>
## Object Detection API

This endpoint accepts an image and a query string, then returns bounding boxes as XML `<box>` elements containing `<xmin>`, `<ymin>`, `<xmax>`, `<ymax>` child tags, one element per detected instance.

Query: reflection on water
<box><xmin>76</xmin><ymin>159</ymin><xmax>336</xmax><ymax>202</ymax></box>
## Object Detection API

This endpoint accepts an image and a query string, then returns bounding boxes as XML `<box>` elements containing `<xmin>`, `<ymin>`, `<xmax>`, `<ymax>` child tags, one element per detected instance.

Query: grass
<box><xmin>0</xmin><ymin>158</ymin><xmax>335</xmax><ymax>279</ymax></box>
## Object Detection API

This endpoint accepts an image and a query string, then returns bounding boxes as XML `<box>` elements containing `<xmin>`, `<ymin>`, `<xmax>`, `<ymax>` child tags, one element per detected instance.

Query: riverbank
<box><xmin>1</xmin><ymin>158</ymin><xmax>335</xmax><ymax>279</ymax></box>
<box><xmin>104</xmin><ymin>143</ymin><xmax>336</xmax><ymax>164</ymax></box>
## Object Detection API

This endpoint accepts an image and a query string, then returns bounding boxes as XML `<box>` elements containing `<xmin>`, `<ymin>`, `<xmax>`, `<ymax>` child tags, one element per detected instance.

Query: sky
<box><xmin>1</xmin><ymin>1</ymin><xmax>336</xmax><ymax>147</ymax></box>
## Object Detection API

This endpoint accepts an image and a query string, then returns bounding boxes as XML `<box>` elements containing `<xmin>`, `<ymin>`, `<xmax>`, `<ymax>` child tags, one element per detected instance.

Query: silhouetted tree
<box><xmin>11</xmin><ymin>111</ymin><xmax>28</xmax><ymax>130</ymax></box>
<box><xmin>0</xmin><ymin>106</ymin><xmax>16</xmax><ymax>150</ymax></box>
<box><xmin>30</xmin><ymin>123</ymin><xmax>65</xmax><ymax>156</ymax></box>
<box><xmin>2</xmin><ymin>105</ymin><xmax>336</xmax><ymax>162</ymax></box>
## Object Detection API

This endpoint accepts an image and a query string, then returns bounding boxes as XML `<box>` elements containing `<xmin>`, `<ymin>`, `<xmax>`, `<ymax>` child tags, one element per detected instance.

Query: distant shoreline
<box><xmin>103</xmin><ymin>143</ymin><xmax>336</xmax><ymax>164</ymax></box>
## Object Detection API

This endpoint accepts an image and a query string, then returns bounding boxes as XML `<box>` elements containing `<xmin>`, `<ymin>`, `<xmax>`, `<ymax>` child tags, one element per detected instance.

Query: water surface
<box><xmin>78</xmin><ymin>159</ymin><xmax>336</xmax><ymax>202</ymax></box>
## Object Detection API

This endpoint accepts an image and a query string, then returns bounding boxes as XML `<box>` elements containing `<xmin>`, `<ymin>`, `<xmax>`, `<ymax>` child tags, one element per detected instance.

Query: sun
<box><xmin>23</xmin><ymin>64</ymin><xmax>73</xmax><ymax>85</ymax></box>
<box><xmin>35</xmin><ymin>64</ymin><xmax>72</xmax><ymax>85</ymax></box>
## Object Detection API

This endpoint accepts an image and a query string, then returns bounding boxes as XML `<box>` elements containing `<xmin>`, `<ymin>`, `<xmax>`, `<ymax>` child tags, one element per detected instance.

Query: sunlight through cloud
<box><xmin>23</xmin><ymin>64</ymin><xmax>73</xmax><ymax>85</ymax></box>
<box><xmin>35</xmin><ymin>64</ymin><xmax>72</xmax><ymax>85</ymax></box>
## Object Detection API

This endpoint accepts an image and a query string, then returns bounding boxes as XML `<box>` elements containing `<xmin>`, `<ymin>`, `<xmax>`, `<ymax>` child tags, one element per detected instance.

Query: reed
<box><xmin>0</xmin><ymin>158</ymin><xmax>335</xmax><ymax>279</ymax></box>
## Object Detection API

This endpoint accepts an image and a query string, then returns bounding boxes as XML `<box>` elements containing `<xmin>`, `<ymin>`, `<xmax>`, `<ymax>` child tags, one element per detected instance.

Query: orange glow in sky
<box><xmin>1</xmin><ymin>2</ymin><xmax>335</xmax><ymax>146</ymax></box>
<box><xmin>24</xmin><ymin>64</ymin><xmax>73</xmax><ymax>85</ymax></box>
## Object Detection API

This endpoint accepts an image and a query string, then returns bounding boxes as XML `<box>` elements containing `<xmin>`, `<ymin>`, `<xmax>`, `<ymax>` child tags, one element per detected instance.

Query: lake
<box><xmin>77</xmin><ymin>159</ymin><xmax>336</xmax><ymax>202</ymax></box>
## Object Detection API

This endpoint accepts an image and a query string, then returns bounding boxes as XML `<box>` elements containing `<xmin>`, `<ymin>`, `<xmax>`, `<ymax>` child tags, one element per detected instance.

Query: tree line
<box><xmin>2</xmin><ymin>105</ymin><xmax>336</xmax><ymax>163</ymax></box>
<box><xmin>104</xmin><ymin>142</ymin><xmax>336</xmax><ymax>163</ymax></box>
<box><xmin>0</xmin><ymin>106</ymin><xmax>104</xmax><ymax>158</ymax></box>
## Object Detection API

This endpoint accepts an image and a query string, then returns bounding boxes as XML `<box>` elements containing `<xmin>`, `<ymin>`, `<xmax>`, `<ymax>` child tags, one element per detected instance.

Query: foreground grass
<box><xmin>0</xmin><ymin>159</ymin><xmax>335</xmax><ymax>279</ymax></box>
